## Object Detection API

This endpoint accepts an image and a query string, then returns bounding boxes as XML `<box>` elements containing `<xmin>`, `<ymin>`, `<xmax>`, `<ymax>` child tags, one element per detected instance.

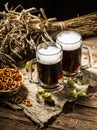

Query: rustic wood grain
<box><xmin>1</xmin><ymin>102</ymin><xmax>97</xmax><ymax>130</ymax></box>
<box><xmin>47</xmin><ymin>102</ymin><xmax>97</xmax><ymax>130</ymax></box>
<box><xmin>0</xmin><ymin>104</ymin><xmax>38</xmax><ymax>130</ymax></box>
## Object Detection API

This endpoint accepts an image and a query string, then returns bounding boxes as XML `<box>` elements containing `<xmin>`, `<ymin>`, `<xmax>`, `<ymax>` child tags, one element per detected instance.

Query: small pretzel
<box><xmin>0</xmin><ymin>73</ymin><xmax>3</xmax><ymax>77</ymax></box>
<box><xmin>16</xmin><ymin>81</ymin><xmax>22</xmax><ymax>87</ymax></box>
<box><xmin>12</xmin><ymin>96</ymin><xmax>23</xmax><ymax>104</ymax></box>
<box><xmin>2</xmin><ymin>83</ymin><xmax>8</xmax><ymax>90</ymax></box>
<box><xmin>7</xmin><ymin>83</ymin><xmax>16</xmax><ymax>89</ymax></box>
<box><xmin>22</xmin><ymin>99</ymin><xmax>32</xmax><ymax>107</ymax></box>
<box><xmin>7</xmin><ymin>77</ymin><xmax>14</xmax><ymax>83</ymax></box>
<box><xmin>0</xmin><ymin>77</ymin><xmax>3</xmax><ymax>81</ymax></box>
<box><xmin>0</xmin><ymin>85</ymin><xmax>3</xmax><ymax>90</ymax></box>
<box><xmin>3</xmin><ymin>71</ymin><xmax>11</xmax><ymax>77</ymax></box>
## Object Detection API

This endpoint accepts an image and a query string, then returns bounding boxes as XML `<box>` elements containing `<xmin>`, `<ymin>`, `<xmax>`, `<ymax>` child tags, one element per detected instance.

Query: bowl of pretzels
<box><xmin>0</xmin><ymin>67</ymin><xmax>23</xmax><ymax>95</ymax></box>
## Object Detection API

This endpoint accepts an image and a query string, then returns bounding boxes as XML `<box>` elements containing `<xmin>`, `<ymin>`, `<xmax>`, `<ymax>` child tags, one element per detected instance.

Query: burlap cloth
<box><xmin>4</xmin><ymin>67</ymin><xmax>67</xmax><ymax>128</ymax></box>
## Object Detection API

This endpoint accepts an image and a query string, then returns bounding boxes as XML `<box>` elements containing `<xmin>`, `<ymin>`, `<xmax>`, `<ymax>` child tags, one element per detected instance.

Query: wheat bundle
<box><xmin>0</xmin><ymin>3</ymin><xmax>97</xmax><ymax>67</ymax></box>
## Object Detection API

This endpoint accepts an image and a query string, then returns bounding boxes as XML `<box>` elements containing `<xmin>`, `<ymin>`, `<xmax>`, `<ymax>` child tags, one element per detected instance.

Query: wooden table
<box><xmin>0</xmin><ymin>37</ymin><xmax>97</xmax><ymax>130</ymax></box>
<box><xmin>1</xmin><ymin>101</ymin><xmax>97</xmax><ymax>130</ymax></box>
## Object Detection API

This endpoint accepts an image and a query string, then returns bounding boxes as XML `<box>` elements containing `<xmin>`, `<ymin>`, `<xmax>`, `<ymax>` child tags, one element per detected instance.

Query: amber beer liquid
<box><xmin>36</xmin><ymin>43</ymin><xmax>63</xmax><ymax>89</ymax></box>
<box><xmin>37</xmin><ymin>61</ymin><xmax>62</xmax><ymax>86</ymax></box>
<box><xmin>56</xmin><ymin>31</ymin><xmax>82</xmax><ymax>76</ymax></box>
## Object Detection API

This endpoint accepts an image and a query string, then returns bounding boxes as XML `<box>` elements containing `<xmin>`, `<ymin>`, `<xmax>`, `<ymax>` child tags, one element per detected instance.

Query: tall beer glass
<box><xmin>36</xmin><ymin>42</ymin><xmax>63</xmax><ymax>91</ymax></box>
<box><xmin>56</xmin><ymin>31</ymin><xmax>82</xmax><ymax>77</ymax></box>
<box><xmin>36</xmin><ymin>42</ymin><xmax>63</xmax><ymax>89</ymax></box>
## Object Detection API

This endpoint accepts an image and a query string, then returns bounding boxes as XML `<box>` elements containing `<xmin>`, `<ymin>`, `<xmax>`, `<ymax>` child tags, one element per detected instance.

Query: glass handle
<box><xmin>28</xmin><ymin>58</ymin><xmax>37</xmax><ymax>83</ymax></box>
<box><xmin>82</xmin><ymin>46</ymin><xmax>93</xmax><ymax>69</ymax></box>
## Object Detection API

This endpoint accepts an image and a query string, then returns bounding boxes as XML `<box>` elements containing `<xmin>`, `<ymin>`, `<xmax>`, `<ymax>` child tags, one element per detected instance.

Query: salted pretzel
<box><xmin>0</xmin><ymin>68</ymin><xmax>23</xmax><ymax>91</ymax></box>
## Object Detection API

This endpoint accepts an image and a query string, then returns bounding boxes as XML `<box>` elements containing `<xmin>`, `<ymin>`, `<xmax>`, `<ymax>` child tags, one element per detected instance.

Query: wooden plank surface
<box><xmin>0</xmin><ymin>104</ymin><xmax>38</xmax><ymax>130</ymax></box>
<box><xmin>1</xmin><ymin>102</ymin><xmax>97</xmax><ymax>130</ymax></box>
<box><xmin>0</xmin><ymin>37</ymin><xmax>97</xmax><ymax>130</ymax></box>
<box><xmin>47</xmin><ymin>102</ymin><xmax>97</xmax><ymax>130</ymax></box>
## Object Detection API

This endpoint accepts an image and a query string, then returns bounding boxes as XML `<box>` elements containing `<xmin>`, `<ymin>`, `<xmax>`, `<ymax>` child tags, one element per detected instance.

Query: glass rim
<box><xmin>36</xmin><ymin>42</ymin><xmax>63</xmax><ymax>56</ymax></box>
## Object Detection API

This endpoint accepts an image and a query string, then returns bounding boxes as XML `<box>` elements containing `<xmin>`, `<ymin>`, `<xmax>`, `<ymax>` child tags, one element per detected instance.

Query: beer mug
<box><xmin>28</xmin><ymin>42</ymin><xmax>64</xmax><ymax>91</ymax></box>
<box><xmin>56</xmin><ymin>30</ymin><xmax>92</xmax><ymax>77</ymax></box>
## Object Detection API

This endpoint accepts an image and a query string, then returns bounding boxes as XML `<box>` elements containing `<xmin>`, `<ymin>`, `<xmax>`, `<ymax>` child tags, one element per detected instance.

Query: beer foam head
<box><xmin>56</xmin><ymin>31</ymin><xmax>82</xmax><ymax>51</ymax></box>
<box><xmin>37</xmin><ymin>46</ymin><xmax>62</xmax><ymax>64</ymax></box>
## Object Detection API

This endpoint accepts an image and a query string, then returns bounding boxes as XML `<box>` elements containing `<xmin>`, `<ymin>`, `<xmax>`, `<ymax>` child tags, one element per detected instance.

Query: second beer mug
<box><xmin>56</xmin><ymin>30</ymin><xmax>92</xmax><ymax>77</ymax></box>
<box><xmin>28</xmin><ymin>42</ymin><xmax>64</xmax><ymax>91</ymax></box>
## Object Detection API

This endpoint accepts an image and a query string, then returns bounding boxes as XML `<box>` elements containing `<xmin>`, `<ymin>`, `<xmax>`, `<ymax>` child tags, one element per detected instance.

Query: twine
<box><xmin>58</xmin><ymin>21</ymin><xmax>67</xmax><ymax>31</ymax></box>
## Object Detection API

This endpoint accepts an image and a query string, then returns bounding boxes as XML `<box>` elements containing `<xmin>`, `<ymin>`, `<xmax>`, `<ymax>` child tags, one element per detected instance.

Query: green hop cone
<box><xmin>42</xmin><ymin>92</ymin><xmax>52</xmax><ymax>100</ymax></box>
<box><xmin>76</xmin><ymin>76</ymin><xmax>84</xmax><ymax>85</ymax></box>
<box><xmin>77</xmin><ymin>91</ymin><xmax>87</xmax><ymax>97</ymax></box>
<box><xmin>38</xmin><ymin>88</ymin><xmax>45</xmax><ymax>95</ymax></box>
<box><xmin>67</xmin><ymin>79</ymin><xmax>75</xmax><ymax>87</ymax></box>
<box><xmin>70</xmin><ymin>89</ymin><xmax>78</xmax><ymax>98</ymax></box>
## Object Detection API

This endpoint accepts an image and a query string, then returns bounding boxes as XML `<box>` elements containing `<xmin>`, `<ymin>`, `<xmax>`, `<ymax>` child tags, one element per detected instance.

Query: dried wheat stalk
<box><xmin>0</xmin><ymin>3</ymin><xmax>97</xmax><ymax>67</ymax></box>
<box><xmin>46</xmin><ymin>12</ymin><xmax>97</xmax><ymax>39</ymax></box>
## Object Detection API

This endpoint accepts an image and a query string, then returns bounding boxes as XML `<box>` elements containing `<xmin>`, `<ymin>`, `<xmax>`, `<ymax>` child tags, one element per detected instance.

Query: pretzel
<box><xmin>12</xmin><ymin>96</ymin><xmax>23</xmax><ymax>104</ymax></box>
<box><xmin>0</xmin><ymin>85</ymin><xmax>2</xmax><ymax>90</ymax></box>
<box><xmin>22</xmin><ymin>99</ymin><xmax>32</xmax><ymax>107</ymax></box>
<box><xmin>0</xmin><ymin>77</ymin><xmax>3</xmax><ymax>81</ymax></box>
<box><xmin>3</xmin><ymin>71</ymin><xmax>11</xmax><ymax>77</ymax></box>
<box><xmin>2</xmin><ymin>83</ymin><xmax>8</xmax><ymax>90</ymax></box>
<box><xmin>0</xmin><ymin>68</ymin><xmax>23</xmax><ymax>91</ymax></box>
<box><xmin>7</xmin><ymin>82</ymin><xmax>16</xmax><ymax>89</ymax></box>
<box><xmin>11</xmin><ymin>96</ymin><xmax>32</xmax><ymax>107</ymax></box>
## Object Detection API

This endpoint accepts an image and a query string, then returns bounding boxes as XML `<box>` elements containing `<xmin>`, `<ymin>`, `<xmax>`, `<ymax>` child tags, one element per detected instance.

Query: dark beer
<box><xmin>62</xmin><ymin>47</ymin><xmax>81</xmax><ymax>76</ymax></box>
<box><xmin>37</xmin><ymin>61</ymin><xmax>63</xmax><ymax>88</ymax></box>
<box><xmin>36</xmin><ymin>42</ymin><xmax>63</xmax><ymax>89</ymax></box>
<box><xmin>56</xmin><ymin>31</ymin><xmax>82</xmax><ymax>76</ymax></box>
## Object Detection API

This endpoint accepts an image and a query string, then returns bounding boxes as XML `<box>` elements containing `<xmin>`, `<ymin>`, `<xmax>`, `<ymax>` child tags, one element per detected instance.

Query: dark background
<box><xmin>0</xmin><ymin>0</ymin><xmax>97</xmax><ymax>21</ymax></box>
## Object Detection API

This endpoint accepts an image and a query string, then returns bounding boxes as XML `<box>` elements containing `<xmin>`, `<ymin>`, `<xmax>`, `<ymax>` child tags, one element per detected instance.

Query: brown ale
<box><xmin>37</xmin><ymin>61</ymin><xmax>63</xmax><ymax>88</ymax></box>
<box><xmin>62</xmin><ymin>47</ymin><xmax>81</xmax><ymax>76</ymax></box>
<box><xmin>36</xmin><ymin>42</ymin><xmax>63</xmax><ymax>89</ymax></box>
